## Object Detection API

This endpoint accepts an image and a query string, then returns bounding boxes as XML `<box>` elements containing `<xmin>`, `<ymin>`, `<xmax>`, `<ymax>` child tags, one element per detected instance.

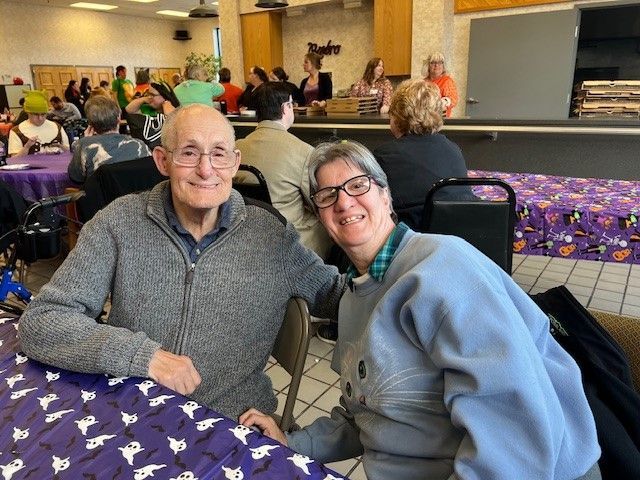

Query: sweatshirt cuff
<box><xmin>128</xmin><ymin>336</ymin><xmax>161</xmax><ymax>378</ymax></box>
<box><xmin>285</xmin><ymin>429</ymin><xmax>313</xmax><ymax>456</ymax></box>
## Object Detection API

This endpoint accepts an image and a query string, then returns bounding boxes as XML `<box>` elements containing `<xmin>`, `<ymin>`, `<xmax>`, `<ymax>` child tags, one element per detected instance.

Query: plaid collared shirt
<box><xmin>346</xmin><ymin>222</ymin><xmax>410</xmax><ymax>284</ymax></box>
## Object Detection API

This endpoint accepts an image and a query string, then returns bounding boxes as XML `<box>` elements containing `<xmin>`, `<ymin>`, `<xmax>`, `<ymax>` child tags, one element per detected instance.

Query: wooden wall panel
<box><xmin>241</xmin><ymin>11</ymin><xmax>283</xmax><ymax>82</ymax></box>
<box><xmin>374</xmin><ymin>0</ymin><xmax>413</xmax><ymax>76</ymax></box>
<box><xmin>455</xmin><ymin>0</ymin><xmax>572</xmax><ymax>14</ymax></box>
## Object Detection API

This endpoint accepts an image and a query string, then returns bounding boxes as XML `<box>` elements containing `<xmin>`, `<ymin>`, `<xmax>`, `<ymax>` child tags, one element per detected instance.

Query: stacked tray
<box><xmin>574</xmin><ymin>81</ymin><xmax>640</xmax><ymax>119</ymax></box>
<box><xmin>293</xmin><ymin>106</ymin><xmax>325</xmax><ymax>116</ymax></box>
<box><xmin>325</xmin><ymin>96</ymin><xmax>378</xmax><ymax>114</ymax></box>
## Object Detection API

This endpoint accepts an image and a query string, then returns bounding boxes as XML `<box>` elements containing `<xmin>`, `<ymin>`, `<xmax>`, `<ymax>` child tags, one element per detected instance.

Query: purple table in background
<box><xmin>0</xmin><ymin>310</ymin><xmax>346</xmax><ymax>479</ymax></box>
<box><xmin>0</xmin><ymin>153</ymin><xmax>73</xmax><ymax>202</ymax></box>
<box><xmin>470</xmin><ymin>170</ymin><xmax>640</xmax><ymax>264</ymax></box>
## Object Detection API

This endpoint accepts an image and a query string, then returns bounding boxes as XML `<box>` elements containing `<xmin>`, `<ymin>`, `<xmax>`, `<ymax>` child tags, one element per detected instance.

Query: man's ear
<box><xmin>230</xmin><ymin>148</ymin><xmax>242</xmax><ymax>177</ymax></box>
<box><xmin>152</xmin><ymin>146</ymin><xmax>170</xmax><ymax>177</ymax></box>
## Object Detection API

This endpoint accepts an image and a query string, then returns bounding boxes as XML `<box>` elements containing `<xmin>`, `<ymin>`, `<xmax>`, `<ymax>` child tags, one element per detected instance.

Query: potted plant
<box><xmin>184</xmin><ymin>52</ymin><xmax>222</xmax><ymax>82</ymax></box>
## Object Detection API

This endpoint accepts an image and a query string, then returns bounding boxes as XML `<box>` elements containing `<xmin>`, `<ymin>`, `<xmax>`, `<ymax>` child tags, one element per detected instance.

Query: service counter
<box><xmin>230</xmin><ymin>115</ymin><xmax>640</xmax><ymax>181</ymax></box>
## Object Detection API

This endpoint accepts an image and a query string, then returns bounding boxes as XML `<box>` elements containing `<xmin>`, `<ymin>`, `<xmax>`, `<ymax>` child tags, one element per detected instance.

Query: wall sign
<box><xmin>307</xmin><ymin>40</ymin><xmax>341</xmax><ymax>55</ymax></box>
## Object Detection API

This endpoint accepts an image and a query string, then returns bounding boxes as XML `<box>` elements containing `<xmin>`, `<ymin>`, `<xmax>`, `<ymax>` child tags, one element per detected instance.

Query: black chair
<box><xmin>76</xmin><ymin>156</ymin><xmax>166</xmax><ymax>222</ymax></box>
<box><xmin>232</xmin><ymin>164</ymin><xmax>272</xmax><ymax>204</ymax></box>
<box><xmin>421</xmin><ymin>177</ymin><xmax>517</xmax><ymax>274</ymax></box>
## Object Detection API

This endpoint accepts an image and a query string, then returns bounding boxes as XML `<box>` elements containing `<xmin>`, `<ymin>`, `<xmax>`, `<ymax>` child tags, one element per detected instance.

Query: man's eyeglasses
<box><xmin>166</xmin><ymin>147</ymin><xmax>238</xmax><ymax>168</ymax></box>
<box><xmin>311</xmin><ymin>174</ymin><xmax>373</xmax><ymax>208</ymax></box>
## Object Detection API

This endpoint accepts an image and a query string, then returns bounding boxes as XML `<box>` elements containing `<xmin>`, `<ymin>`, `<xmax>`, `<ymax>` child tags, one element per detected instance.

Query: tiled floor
<box><xmin>5</xmin><ymin>252</ymin><xmax>639</xmax><ymax>479</ymax></box>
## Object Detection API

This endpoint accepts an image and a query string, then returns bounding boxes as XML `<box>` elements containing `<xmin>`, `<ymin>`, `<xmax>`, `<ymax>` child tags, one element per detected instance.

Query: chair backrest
<box><xmin>421</xmin><ymin>177</ymin><xmax>517</xmax><ymax>274</ymax></box>
<box><xmin>77</xmin><ymin>156</ymin><xmax>165</xmax><ymax>222</ymax></box>
<box><xmin>271</xmin><ymin>297</ymin><xmax>311</xmax><ymax>432</ymax></box>
<box><xmin>233</xmin><ymin>164</ymin><xmax>272</xmax><ymax>205</ymax></box>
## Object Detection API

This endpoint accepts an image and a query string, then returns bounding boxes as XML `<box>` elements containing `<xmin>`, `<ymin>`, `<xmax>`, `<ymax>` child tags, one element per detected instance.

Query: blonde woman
<box><xmin>423</xmin><ymin>52</ymin><xmax>458</xmax><ymax>117</ymax></box>
<box><xmin>350</xmin><ymin>57</ymin><xmax>393</xmax><ymax>113</ymax></box>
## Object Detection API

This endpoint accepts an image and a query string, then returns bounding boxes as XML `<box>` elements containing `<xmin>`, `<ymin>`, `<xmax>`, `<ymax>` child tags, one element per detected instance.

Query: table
<box><xmin>0</xmin><ymin>152</ymin><xmax>73</xmax><ymax>202</ymax></box>
<box><xmin>0</xmin><ymin>309</ymin><xmax>345</xmax><ymax>479</ymax></box>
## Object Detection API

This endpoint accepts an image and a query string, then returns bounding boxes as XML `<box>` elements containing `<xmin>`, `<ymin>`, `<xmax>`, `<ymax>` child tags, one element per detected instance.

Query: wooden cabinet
<box><xmin>374</xmin><ymin>0</ymin><xmax>413</xmax><ymax>76</ymax></box>
<box><xmin>240</xmin><ymin>11</ymin><xmax>283</xmax><ymax>81</ymax></box>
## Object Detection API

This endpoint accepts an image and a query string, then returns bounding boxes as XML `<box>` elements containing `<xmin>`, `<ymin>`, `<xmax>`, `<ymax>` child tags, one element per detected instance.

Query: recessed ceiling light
<box><xmin>127</xmin><ymin>0</ymin><xmax>158</xmax><ymax>3</ymax></box>
<box><xmin>70</xmin><ymin>2</ymin><xmax>118</xmax><ymax>10</ymax></box>
<box><xmin>156</xmin><ymin>10</ymin><xmax>190</xmax><ymax>17</ymax></box>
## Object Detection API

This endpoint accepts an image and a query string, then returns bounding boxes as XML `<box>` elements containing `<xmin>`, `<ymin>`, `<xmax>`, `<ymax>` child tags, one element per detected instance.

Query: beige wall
<box><xmin>282</xmin><ymin>1</ymin><xmax>374</xmax><ymax>93</ymax></box>
<box><xmin>0</xmin><ymin>0</ymin><xmax>216</xmax><ymax>87</ymax></box>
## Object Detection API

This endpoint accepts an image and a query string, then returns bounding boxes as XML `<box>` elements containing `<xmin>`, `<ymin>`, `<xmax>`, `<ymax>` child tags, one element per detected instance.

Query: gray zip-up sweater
<box><xmin>19</xmin><ymin>181</ymin><xmax>344</xmax><ymax>419</ymax></box>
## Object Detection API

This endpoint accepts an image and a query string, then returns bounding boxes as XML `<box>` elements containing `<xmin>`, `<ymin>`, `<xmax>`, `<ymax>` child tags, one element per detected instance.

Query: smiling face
<box><xmin>374</xmin><ymin>60</ymin><xmax>384</xmax><ymax>79</ymax></box>
<box><xmin>315</xmin><ymin>158</ymin><xmax>395</xmax><ymax>264</ymax></box>
<box><xmin>429</xmin><ymin>60</ymin><xmax>444</xmax><ymax>78</ymax></box>
<box><xmin>153</xmin><ymin>106</ymin><xmax>240</xmax><ymax>221</ymax></box>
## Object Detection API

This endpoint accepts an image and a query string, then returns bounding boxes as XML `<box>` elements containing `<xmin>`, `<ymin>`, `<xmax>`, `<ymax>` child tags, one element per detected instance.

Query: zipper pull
<box><xmin>186</xmin><ymin>263</ymin><xmax>195</xmax><ymax>284</ymax></box>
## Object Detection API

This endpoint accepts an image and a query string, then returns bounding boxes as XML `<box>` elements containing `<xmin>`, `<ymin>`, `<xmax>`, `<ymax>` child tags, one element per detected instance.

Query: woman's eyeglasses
<box><xmin>311</xmin><ymin>174</ymin><xmax>373</xmax><ymax>208</ymax></box>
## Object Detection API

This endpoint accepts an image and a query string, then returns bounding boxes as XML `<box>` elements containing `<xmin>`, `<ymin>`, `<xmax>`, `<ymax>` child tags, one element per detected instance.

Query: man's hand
<box><xmin>147</xmin><ymin>349</ymin><xmax>201</xmax><ymax>395</ymax></box>
<box><xmin>25</xmin><ymin>136</ymin><xmax>39</xmax><ymax>148</ymax></box>
<box><xmin>239</xmin><ymin>408</ymin><xmax>288</xmax><ymax>445</ymax></box>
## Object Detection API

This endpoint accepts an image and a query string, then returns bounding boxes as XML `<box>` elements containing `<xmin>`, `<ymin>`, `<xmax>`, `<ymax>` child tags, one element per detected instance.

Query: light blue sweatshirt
<box><xmin>287</xmin><ymin>230</ymin><xmax>600</xmax><ymax>479</ymax></box>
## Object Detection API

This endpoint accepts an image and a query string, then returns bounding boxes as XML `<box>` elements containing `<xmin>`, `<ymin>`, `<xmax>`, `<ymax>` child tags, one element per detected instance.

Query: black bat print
<box><xmin>82</xmin><ymin>404</ymin><xmax>91</xmax><ymax>415</ymax></box>
<box><xmin>66</xmin><ymin>436</ymin><xmax>76</xmax><ymax>448</ymax></box>
<box><xmin>79</xmin><ymin>450</ymin><xmax>101</xmax><ymax>463</ymax></box>
<box><xmin>38</xmin><ymin>441</ymin><xmax>53</xmax><ymax>450</ymax></box>
<box><xmin>23</xmin><ymin>467</ymin><xmax>40</xmax><ymax>478</ymax></box>
<box><xmin>98</xmin><ymin>421</ymin><xmax>112</xmax><ymax>432</ymax></box>
<box><xmin>177</xmin><ymin>418</ymin><xmax>186</xmax><ymax>430</ymax></box>
<box><xmin>26</xmin><ymin>410</ymin><xmax>38</xmax><ymax>422</ymax></box>
<box><xmin>195</xmin><ymin>430</ymin><xmax>215</xmax><ymax>444</ymax></box>
<box><xmin>124</xmin><ymin>428</ymin><xmax>135</xmax><ymax>439</ymax></box>
<box><xmin>132</xmin><ymin>395</ymin><xmax>140</xmax><ymax>406</ymax></box>
<box><xmin>111</xmin><ymin>465</ymin><xmax>123</xmax><ymax>479</ymax></box>
<box><xmin>82</xmin><ymin>473</ymin><xmax>97</xmax><ymax>480</ymax></box>
<box><xmin>147</xmin><ymin>409</ymin><xmax>162</xmax><ymax>418</ymax></box>
<box><xmin>145</xmin><ymin>447</ymin><xmax>159</xmax><ymax>459</ymax></box>
<box><xmin>106</xmin><ymin>400</ymin><xmax>120</xmax><ymax>409</ymax></box>
<box><xmin>174</xmin><ymin>456</ymin><xmax>187</xmax><ymax>469</ymax></box>
<box><xmin>69</xmin><ymin>381</ymin><xmax>81</xmax><ymax>388</ymax></box>
<box><xmin>201</xmin><ymin>450</ymin><xmax>219</xmax><ymax>461</ymax></box>
<box><xmin>252</xmin><ymin>459</ymin><xmax>273</xmax><ymax>475</ymax></box>
<box><xmin>150</xmin><ymin>424</ymin><xmax>165</xmax><ymax>433</ymax></box>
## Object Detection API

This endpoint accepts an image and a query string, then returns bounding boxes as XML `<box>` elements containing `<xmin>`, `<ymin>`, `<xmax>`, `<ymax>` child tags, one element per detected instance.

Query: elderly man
<box><xmin>8</xmin><ymin>90</ymin><xmax>70</xmax><ymax>157</ymax></box>
<box><xmin>236</xmin><ymin>82</ymin><xmax>332</xmax><ymax>260</ymax></box>
<box><xmin>19</xmin><ymin>104</ymin><xmax>344</xmax><ymax>419</ymax></box>
<box><xmin>67</xmin><ymin>96</ymin><xmax>150</xmax><ymax>183</ymax></box>
<box><xmin>47</xmin><ymin>96</ymin><xmax>82</xmax><ymax>124</ymax></box>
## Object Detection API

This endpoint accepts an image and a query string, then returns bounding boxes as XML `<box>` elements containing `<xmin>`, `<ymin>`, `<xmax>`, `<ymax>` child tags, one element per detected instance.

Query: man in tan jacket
<box><xmin>236</xmin><ymin>82</ymin><xmax>332</xmax><ymax>259</ymax></box>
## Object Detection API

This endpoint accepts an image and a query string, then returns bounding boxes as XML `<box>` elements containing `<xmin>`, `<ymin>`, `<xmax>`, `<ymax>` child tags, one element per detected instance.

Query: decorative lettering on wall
<box><xmin>307</xmin><ymin>40</ymin><xmax>342</xmax><ymax>56</ymax></box>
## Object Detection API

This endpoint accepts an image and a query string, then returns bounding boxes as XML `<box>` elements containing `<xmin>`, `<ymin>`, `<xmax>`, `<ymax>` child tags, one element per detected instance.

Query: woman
<box><xmin>79</xmin><ymin>77</ymin><xmax>92</xmax><ymax>103</ymax></box>
<box><xmin>269</xmin><ymin>66</ymin><xmax>304</xmax><ymax>106</ymax></box>
<box><xmin>241</xmin><ymin>140</ymin><xmax>601</xmax><ymax>480</ymax></box>
<box><xmin>350</xmin><ymin>57</ymin><xmax>393</xmax><ymax>113</ymax></box>
<box><xmin>173</xmin><ymin>64</ymin><xmax>224</xmax><ymax>108</ymax></box>
<box><xmin>64</xmin><ymin>80</ymin><xmax>84</xmax><ymax>115</ymax></box>
<box><xmin>299</xmin><ymin>52</ymin><xmax>332</xmax><ymax>107</ymax></box>
<box><xmin>238</xmin><ymin>66</ymin><xmax>268</xmax><ymax>110</ymax></box>
<box><xmin>373</xmin><ymin>78</ymin><xmax>471</xmax><ymax>230</ymax></box>
<box><xmin>423</xmin><ymin>51</ymin><xmax>458</xmax><ymax>117</ymax></box>
<box><xmin>134</xmin><ymin>68</ymin><xmax>150</xmax><ymax>97</ymax></box>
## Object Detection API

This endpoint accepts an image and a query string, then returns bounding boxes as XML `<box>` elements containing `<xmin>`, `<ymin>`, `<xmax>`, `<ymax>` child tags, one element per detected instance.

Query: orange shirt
<box><xmin>429</xmin><ymin>75</ymin><xmax>458</xmax><ymax>118</ymax></box>
<box><xmin>216</xmin><ymin>82</ymin><xmax>244</xmax><ymax>113</ymax></box>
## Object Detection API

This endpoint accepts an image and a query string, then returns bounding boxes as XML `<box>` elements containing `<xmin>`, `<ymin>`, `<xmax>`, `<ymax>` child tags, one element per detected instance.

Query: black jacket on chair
<box><xmin>373</xmin><ymin>133</ymin><xmax>472</xmax><ymax>230</ymax></box>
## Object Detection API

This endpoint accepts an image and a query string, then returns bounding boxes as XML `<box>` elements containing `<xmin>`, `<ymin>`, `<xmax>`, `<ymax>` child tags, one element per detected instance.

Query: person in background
<box><xmin>238</xmin><ymin>66</ymin><xmax>268</xmax><ymax>111</ymax></box>
<box><xmin>89</xmin><ymin>87</ymin><xmax>112</xmax><ymax>99</ymax></box>
<box><xmin>300</xmin><ymin>52</ymin><xmax>332</xmax><ymax>108</ymax></box>
<box><xmin>14</xmin><ymin>98</ymin><xmax>28</xmax><ymax>126</ymax></box>
<box><xmin>350</xmin><ymin>57</ymin><xmax>393</xmax><ymax>114</ymax></box>
<box><xmin>269</xmin><ymin>66</ymin><xmax>304</xmax><ymax>106</ymax></box>
<box><xmin>99</xmin><ymin>80</ymin><xmax>110</xmax><ymax>89</ymax></box>
<box><xmin>172</xmin><ymin>72</ymin><xmax>183</xmax><ymax>87</ymax></box>
<box><xmin>134</xmin><ymin>68</ymin><xmax>151</xmax><ymax>98</ymax></box>
<box><xmin>111</xmin><ymin>65</ymin><xmax>135</xmax><ymax>111</ymax></box>
<box><xmin>215</xmin><ymin>67</ymin><xmax>243</xmax><ymax>114</ymax></box>
<box><xmin>79</xmin><ymin>77</ymin><xmax>92</xmax><ymax>104</ymax></box>
<box><xmin>68</xmin><ymin>96</ymin><xmax>150</xmax><ymax>183</ymax></box>
<box><xmin>423</xmin><ymin>51</ymin><xmax>458</xmax><ymax>118</ymax></box>
<box><xmin>47</xmin><ymin>96</ymin><xmax>82</xmax><ymax>124</ymax></box>
<box><xmin>241</xmin><ymin>140</ymin><xmax>602</xmax><ymax>480</ymax></box>
<box><xmin>125</xmin><ymin>81</ymin><xmax>179</xmax><ymax>149</ymax></box>
<box><xmin>19</xmin><ymin>104</ymin><xmax>344</xmax><ymax>421</ymax></box>
<box><xmin>236</xmin><ymin>82</ymin><xmax>332</xmax><ymax>259</ymax></box>
<box><xmin>373</xmin><ymin>79</ymin><xmax>472</xmax><ymax>230</ymax></box>
<box><xmin>8</xmin><ymin>90</ymin><xmax>70</xmax><ymax>157</ymax></box>
<box><xmin>174</xmin><ymin>64</ymin><xmax>224</xmax><ymax>108</ymax></box>
<box><xmin>64</xmin><ymin>79</ymin><xmax>84</xmax><ymax>115</ymax></box>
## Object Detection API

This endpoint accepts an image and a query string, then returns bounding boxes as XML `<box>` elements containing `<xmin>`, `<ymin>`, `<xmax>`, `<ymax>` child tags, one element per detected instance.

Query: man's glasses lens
<box><xmin>170</xmin><ymin>147</ymin><xmax>237</xmax><ymax>168</ymax></box>
<box><xmin>312</xmin><ymin>175</ymin><xmax>372</xmax><ymax>208</ymax></box>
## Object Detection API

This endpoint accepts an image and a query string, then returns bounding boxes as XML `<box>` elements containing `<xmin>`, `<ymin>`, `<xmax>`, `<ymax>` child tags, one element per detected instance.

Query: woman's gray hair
<box><xmin>186</xmin><ymin>64</ymin><xmax>207</xmax><ymax>81</ymax></box>
<box><xmin>308</xmin><ymin>140</ymin><xmax>396</xmax><ymax>220</ymax></box>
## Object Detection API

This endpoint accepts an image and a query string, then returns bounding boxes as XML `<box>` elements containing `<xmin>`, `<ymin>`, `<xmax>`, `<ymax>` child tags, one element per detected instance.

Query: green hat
<box><xmin>23</xmin><ymin>89</ymin><xmax>49</xmax><ymax>114</ymax></box>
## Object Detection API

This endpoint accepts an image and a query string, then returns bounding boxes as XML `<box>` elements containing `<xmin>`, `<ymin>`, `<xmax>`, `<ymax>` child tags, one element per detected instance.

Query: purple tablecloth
<box><xmin>470</xmin><ymin>170</ymin><xmax>640</xmax><ymax>264</ymax></box>
<box><xmin>0</xmin><ymin>311</ymin><xmax>346</xmax><ymax>479</ymax></box>
<box><xmin>0</xmin><ymin>153</ymin><xmax>73</xmax><ymax>202</ymax></box>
